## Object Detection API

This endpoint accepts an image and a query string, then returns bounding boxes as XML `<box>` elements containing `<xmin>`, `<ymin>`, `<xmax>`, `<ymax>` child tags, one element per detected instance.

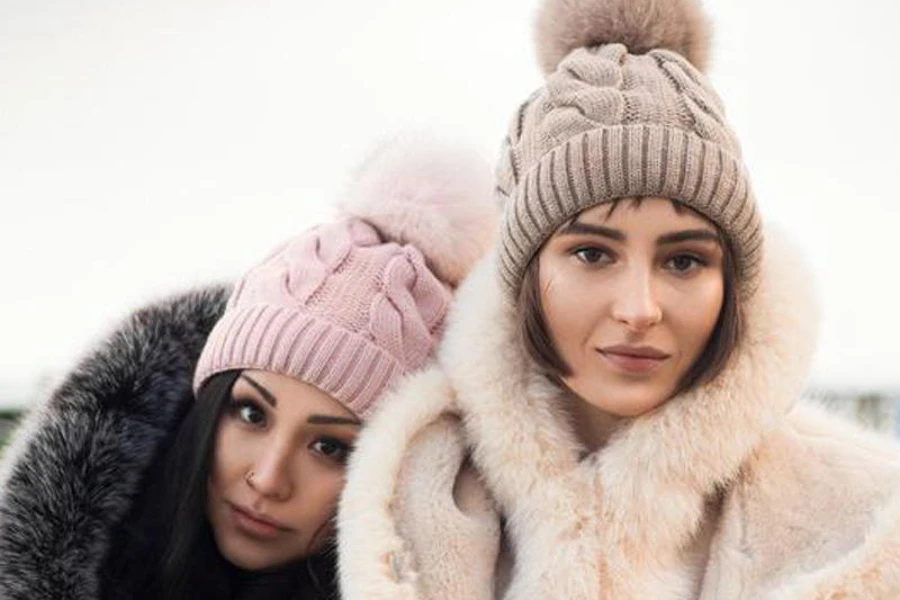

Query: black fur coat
<box><xmin>0</xmin><ymin>286</ymin><xmax>229</xmax><ymax>599</ymax></box>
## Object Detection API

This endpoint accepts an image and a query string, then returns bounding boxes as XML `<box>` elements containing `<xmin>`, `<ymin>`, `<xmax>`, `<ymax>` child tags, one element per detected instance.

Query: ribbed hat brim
<box><xmin>193</xmin><ymin>304</ymin><xmax>404</xmax><ymax>418</ymax></box>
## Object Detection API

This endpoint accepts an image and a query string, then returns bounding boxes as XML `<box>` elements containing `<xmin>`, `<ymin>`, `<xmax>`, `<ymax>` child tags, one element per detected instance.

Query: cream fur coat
<box><xmin>337</xmin><ymin>229</ymin><xmax>900</xmax><ymax>599</ymax></box>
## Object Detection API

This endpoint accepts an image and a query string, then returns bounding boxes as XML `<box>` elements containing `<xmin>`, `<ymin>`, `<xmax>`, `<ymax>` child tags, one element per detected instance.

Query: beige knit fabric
<box><xmin>496</xmin><ymin>43</ymin><xmax>763</xmax><ymax>296</ymax></box>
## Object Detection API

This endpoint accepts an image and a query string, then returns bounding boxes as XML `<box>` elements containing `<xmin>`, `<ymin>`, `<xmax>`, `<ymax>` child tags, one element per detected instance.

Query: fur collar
<box><xmin>442</xmin><ymin>224</ymin><xmax>817</xmax><ymax>539</ymax></box>
<box><xmin>0</xmin><ymin>286</ymin><xmax>228</xmax><ymax>599</ymax></box>
<box><xmin>338</xmin><ymin>225</ymin><xmax>820</xmax><ymax>598</ymax></box>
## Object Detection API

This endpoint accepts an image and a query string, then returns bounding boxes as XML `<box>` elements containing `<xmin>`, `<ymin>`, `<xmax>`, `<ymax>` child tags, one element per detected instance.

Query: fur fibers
<box><xmin>338</xmin><ymin>133</ymin><xmax>498</xmax><ymax>286</ymax></box>
<box><xmin>337</xmin><ymin>225</ymin><xmax>900</xmax><ymax>599</ymax></box>
<box><xmin>338</xmin><ymin>368</ymin><xmax>459</xmax><ymax>599</ymax></box>
<box><xmin>535</xmin><ymin>0</ymin><xmax>712</xmax><ymax>75</ymax></box>
<box><xmin>0</xmin><ymin>286</ymin><xmax>229</xmax><ymax>599</ymax></box>
<box><xmin>769</xmin><ymin>488</ymin><xmax>900</xmax><ymax>599</ymax></box>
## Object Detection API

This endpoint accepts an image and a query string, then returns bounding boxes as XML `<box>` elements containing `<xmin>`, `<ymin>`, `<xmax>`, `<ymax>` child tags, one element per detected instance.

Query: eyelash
<box><xmin>569</xmin><ymin>245</ymin><xmax>709</xmax><ymax>275</ymax></box>
<box><xmin>664</xmin><ymin>252</ymin><xmax>708</xmax><ymax>275</ymax></box>
<box><xmin>226</xmin><ymin>398</ymin><xmax>352</xmax><ymax>465</ymax></box>
<box><xmin>229</xmin><ymin>398</ymin><xmax>266</xmax><ymax>427</ymax></box>
<box><xmin>310</xmin><ymin>437</ymin><xmax>352</xmax><ymax>465</ymax></box>
<box><xmin>571</xmin><ymin>245</ymin><xmax>614</xmax><ymax>265</ymax></box>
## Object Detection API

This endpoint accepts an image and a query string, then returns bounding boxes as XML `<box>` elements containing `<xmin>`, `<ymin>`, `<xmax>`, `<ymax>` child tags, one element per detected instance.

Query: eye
<box><xmin>572</xmin><ymin>246</ymin><xmax>613</xmax><ymax>265</ymax></box>
<box><xmin>311</xmin><ymin>437</ymin><xmax>351</xmax><ymax>464</ymax></box>
<box><xmin>665</xmin><ymin>253</ymin><xmax>706</xmax><ymax>274</ymax></box>
<box><xmin>229</xmin><ymin>399</ymin><xmax>267</xmax><ymax>427</ymax></box>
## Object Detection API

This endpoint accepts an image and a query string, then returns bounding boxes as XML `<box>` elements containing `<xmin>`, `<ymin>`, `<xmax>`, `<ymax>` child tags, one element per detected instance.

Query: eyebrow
<box><xmin>558</xmin><ymin>220</ymin><xmax>719</xmax><ymax>246</ymax></box>
<box><xmin>657</xmin><ymin>229</ymin><xmax>720</xmax><ymax>245</ymax></box>
<box><xmin>240</xmin><ymin>374</ymin><xmax>362</xmax><ymax>427</ymax></box>
<box><xmin>241</xmin><ymin>374</ymin><xmax>277</xmax><ymax>407</ymax></box>
<box><xmin>557</xmin><ymin>220</ymin><xmax>625</xmax><ymax>241</ymax></box>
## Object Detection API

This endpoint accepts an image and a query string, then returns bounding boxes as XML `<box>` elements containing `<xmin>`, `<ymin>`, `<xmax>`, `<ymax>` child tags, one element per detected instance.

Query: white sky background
<box><xmin>0</xmin><ymin>0</ymin><xmax>898</xmax><ymax>405</ymax></box>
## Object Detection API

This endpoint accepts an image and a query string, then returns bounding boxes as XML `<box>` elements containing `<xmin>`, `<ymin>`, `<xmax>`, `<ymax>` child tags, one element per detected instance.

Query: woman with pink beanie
<box><xmin>0</xmin><ymin>135</ymin><xmax>497</xmax><ymax>599</ymax></box>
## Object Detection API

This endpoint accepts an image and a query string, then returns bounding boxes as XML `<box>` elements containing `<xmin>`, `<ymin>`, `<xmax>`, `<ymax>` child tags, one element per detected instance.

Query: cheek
<box><xmin>540</xmin><ymin>262</ymin><xmax>600</xmax><ymax>354</ymax></box>
<box><xmin>289</xmin><ymin>467</ymin><xmax>346</xmax><ymax>549</ymax></box>
<box><xmin>676</xmin><ymin>276</ymin><xmax>724</xmax><ymax>356</ymax></box>
<box><xmin>301</xmin><ymin>469</ymin><xmax>344</xmax><ymax>518</ymax></box>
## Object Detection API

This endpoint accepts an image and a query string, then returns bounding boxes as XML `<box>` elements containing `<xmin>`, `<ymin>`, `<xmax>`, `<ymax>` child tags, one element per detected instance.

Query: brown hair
<box><xmin>517</xmin><ymin>200</ymin><xmax>743</xmax><ymax>395</ymax></box>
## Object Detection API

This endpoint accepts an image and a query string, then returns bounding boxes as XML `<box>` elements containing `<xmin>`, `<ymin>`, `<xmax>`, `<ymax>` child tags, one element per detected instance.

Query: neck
<box><xmin>565</xmin><ymin>387</ymin><xmax>624</xmax><ymax>453</ymax></box>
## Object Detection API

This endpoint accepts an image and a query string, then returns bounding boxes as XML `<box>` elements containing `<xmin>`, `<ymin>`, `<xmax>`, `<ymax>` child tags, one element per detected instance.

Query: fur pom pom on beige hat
<box><xmin>535</xmin><ymin>0</ymin><xmax>712</xmax><ymax>74</ymax></box>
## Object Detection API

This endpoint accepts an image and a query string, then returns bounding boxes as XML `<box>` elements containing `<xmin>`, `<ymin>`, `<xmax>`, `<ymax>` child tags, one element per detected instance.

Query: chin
<box><xmin>217</xmin><ymin>539</ymin><xmax>265</xmax><ymax>570</ymax></box>
<box><xmin>218</xmin><ymin>542</ymin><xmax>288</xmax><ymax>571</ymax></box>
<box><xmin>579</xmin><ymin>382</ymin><xmax>672</xmax><ymax>418</ymax></box>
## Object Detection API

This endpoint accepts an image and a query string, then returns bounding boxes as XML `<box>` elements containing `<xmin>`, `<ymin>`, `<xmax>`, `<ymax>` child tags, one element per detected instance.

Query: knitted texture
<box><xmin>192</xmin><ymin>134</ymin><xmax>496</xmax><ymax>418</ymax></box>
<box><xmin>193</xmin><ymin>218</ymin><xmax>451</xmax><ymax>418</ymax></box>
<box><xmin>497</xmin><ymin>27</ymin><xmax>763</xmax><ymax>297</ymax></box>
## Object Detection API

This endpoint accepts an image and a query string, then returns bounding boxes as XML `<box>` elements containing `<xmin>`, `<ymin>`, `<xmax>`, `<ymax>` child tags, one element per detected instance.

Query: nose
<box><xmin>246</xmin><ymin>442</ymin><xmax>294</xmax><ymax>501</ymax></box>
<box><xmin>610</xmin><ymin>267</ymin><xmax>662</xmax><ymax>332</ymax></box>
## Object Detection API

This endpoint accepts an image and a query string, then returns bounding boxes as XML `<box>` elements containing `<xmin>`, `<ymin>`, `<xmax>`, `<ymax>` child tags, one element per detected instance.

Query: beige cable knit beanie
<box><xmin>496</xmin><ymin>0</ymin><xmax>763</xmax><ymax>297</ymax></box>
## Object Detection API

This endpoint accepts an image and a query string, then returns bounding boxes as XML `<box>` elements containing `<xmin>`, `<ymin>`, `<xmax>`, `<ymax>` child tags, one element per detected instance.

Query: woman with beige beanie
<box><xmin>336</xmin><ymin>0</ymin><xmax>900</xmax><ymax>598</ymax></box>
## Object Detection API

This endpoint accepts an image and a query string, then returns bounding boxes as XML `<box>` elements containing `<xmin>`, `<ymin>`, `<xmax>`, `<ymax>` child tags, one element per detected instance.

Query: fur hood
<box><xmin>0</xmin><ymin>286</ymin><xmax>228</xmax><ymax>599</ymax></box>
<box><xmin>338</xmin><ymin>226</ymin><xmax>900</xmax><ymax>598</ymax></box>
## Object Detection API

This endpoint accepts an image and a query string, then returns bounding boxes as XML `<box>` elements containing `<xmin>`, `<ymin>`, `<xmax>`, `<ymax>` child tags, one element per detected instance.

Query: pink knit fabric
<box><xmin>193</xmin><ymin>217</ymin><xmax>451</xmax><ymax>418</ymax></box>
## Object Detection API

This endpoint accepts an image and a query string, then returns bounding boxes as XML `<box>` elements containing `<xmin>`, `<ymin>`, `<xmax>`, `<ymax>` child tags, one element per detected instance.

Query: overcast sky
<box><xmin>1</xmin><ymin>0</ymin><xmax>898</xmax><ymax>406</ymax></box>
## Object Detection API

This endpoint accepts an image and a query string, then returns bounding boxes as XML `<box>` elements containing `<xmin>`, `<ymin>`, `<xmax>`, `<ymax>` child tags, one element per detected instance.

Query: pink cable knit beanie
<box><xmin>193</xmin><ymin>135</ymin><xmax>497</xmax><ymax>417</ymax></box>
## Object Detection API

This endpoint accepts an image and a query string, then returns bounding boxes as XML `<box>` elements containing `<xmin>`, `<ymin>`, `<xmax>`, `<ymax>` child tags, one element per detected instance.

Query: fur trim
<box><xmin>337</xmin><ymin>225</ymin><xmax>821</xmax><ymax>598</ymax></box>
<box><xmin>337</xmin><ymin>367</ymin><xmax>458</xmax><ymax>600</ymax></box>
<box><xmin>770</xmin><ymin>491</ymin><xmax>900</xmax><ymax>599</ymax></box>
<box><xmin>433</xmin><ymin>224</ymin><xmax>819</xmax><ymax>598</ymax></box>
<box><xmin>534</xmin><ymin>0</ymin><xmax>712</xmax><ymax>75</ymax></box>
<box><xmin>691</xmin><ymin>403</ymin><xmax>900</xmax><ymax>599</ymax></box>
<box><xmin>338</xmin><ymin>133</ymin><xmax>498</xmax><ymax>286</ymax></box>
<box><xmin>0</xmin><ymin>286</ymin><xmax>228</xmax><ymax>599</ymax></box>
<box><xmin>339</xmin><ymin>219</ymin><xmax>900</xmax><ymax>597</ymax></box>
<box><xmin>750</xmin><ymin>406</ymin><xmax>900</xmax><ymax>599</ymax></box>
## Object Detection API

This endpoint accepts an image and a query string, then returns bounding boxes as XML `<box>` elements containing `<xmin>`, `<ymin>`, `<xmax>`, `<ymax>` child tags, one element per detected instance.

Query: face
<box><xmin>206</xmin><ymin>370</ymin><xmax>361</xmax><ymax>571</ymax></box>
<box><xmin>538</xmin><ymin>198</ymin><xmax>725</xmax><ymax>418</ymax></box>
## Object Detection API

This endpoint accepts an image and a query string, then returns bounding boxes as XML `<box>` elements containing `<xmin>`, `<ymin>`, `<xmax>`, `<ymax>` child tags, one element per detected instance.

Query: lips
<box><xmin>598</xmin><ymin>344</ymin><xmax>671</xmax><ymax>374</ymax></box>
<box><xmin>228</xmin><ymin>502</ymin><xmax>292</xmax><ymax>538</ymax></box>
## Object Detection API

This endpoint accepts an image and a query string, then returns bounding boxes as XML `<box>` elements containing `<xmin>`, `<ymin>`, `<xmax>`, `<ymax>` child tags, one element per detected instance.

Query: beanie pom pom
<box><xmin>535</xmin><ymin>0</ymin><xmax>712</xmax><ymax>75</ymax></box>
<box><xmin>337</xmin><ymin>133</ymin><xmax>498</xmax><ymax>286</ymax></box>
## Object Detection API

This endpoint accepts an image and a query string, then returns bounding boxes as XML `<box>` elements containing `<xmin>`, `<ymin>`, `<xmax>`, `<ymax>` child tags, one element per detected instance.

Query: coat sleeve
<box><xmin>392</xmin><ymin>415</ymin><xmax>501</xmax><ymax>600</ymax></box>
<box><xmin>337</xmin><ymin>367</ymin><xmax>502</xmax><ymax>600</ymax></box>
<box><xmin>768</xmin><ymin>490</ymin><xmax>900</xmax><ymax>599</ymax></box>
<box><xmin>0</xmin><ymin>286</ymin><xmax>228</xmax><ymax>600</ymax></box>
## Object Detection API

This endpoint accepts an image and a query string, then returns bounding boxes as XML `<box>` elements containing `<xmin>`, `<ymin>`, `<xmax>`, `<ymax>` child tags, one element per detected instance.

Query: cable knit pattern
<box><xmin>194</xmin><ymin>218</ymin><xmax>451</xmax><ymax>418</ymax></box>
<box><xmin>496</xmin><ymin>0</ymin><xmax>762</xmax><ymax>297</ymax></box>
<box><xmin>193</xmin><ymin>135</ymin><xmax>498</xmax><ymax>418</ymax></box>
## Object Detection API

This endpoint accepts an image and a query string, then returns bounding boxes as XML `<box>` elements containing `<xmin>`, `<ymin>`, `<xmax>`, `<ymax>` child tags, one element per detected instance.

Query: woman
<box><xmin>0</xmin><ymin>136</ymin><xmax>497</xmax><ymax>599</ymax></box>
<box><xmin>337</xmin><ymin>1</ymin><xmax>900</xmax><ymax>598</ymax></box>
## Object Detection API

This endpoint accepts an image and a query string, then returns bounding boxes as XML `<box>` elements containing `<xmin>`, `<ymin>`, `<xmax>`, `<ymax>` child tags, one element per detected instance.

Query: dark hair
<box><xmin>159</xmin><ymin>369</ymin><xmax>240</xmax><ymax>598</ymax></box>
<box><xmin>518</xmin><ymin>199</ymin><xmax>743</xmax><ymax>395</ymax></box>
<box><xmin>104</xmin><ymin>370</ymin><xmax>339</xmax><ymax>600</ymax></box>
<box><xmin>162</xmin><ymin>370</ymin><xmax>339</xmax><ymax>599</ymax></box>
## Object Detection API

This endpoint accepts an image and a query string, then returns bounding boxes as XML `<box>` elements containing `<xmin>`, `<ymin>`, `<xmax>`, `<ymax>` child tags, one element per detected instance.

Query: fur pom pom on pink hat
<box><xmin>194</xmin><ymin>134</ymin><xmax>497</xmax><ymax>417</ymax></box>
<box><xmin>338</xmin><ymin>134</ymin><xmax>498</xmax><ymax>287</ymax></box>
